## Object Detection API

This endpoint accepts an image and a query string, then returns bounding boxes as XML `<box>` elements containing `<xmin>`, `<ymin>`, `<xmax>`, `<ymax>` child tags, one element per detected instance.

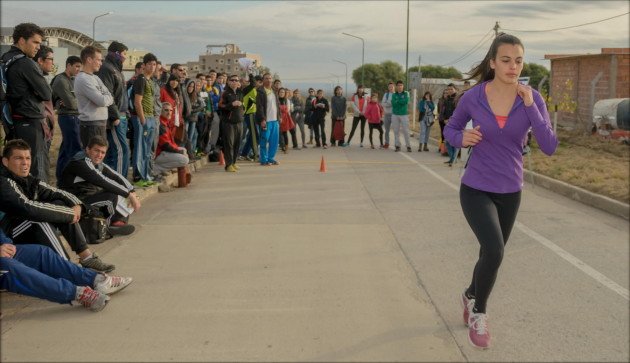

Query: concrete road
<box><xmin>1</xmin><ymin>124</ymin><xmax>628</xmax><ymax>362</ymax></box>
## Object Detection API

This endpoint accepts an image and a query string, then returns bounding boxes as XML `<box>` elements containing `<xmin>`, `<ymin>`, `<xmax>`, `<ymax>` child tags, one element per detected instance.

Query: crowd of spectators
<box><xmin>0</xmin><ymin>22</ymin><xmax>456</xmax><ymax>314</ymax></box>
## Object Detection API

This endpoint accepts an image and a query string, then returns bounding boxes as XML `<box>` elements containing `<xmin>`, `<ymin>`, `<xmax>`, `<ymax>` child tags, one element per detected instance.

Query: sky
<box><xmin>2</xmin><ymin>0</ymin><xmax>628</xmax><ymax>91</ymax></box>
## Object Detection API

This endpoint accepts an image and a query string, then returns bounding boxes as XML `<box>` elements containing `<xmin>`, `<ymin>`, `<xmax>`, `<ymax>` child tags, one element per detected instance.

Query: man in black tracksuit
<box><xmin>0</xmin><ymin>139</ymin><xmax>115</xmax><ymax>272</ymax></box>
<box><xmin>59</xmin><ymin>135</ymin><xmax>140</xmax><ymax>233</ymax></box>
<box><xmin>1</xmin><ymin>23</ymin><xmax>52</xmax><ymax>182</ymax></box>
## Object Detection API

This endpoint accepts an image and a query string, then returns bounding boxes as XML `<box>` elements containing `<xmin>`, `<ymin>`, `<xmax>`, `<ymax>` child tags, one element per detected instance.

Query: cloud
<box><xmin>1</xmin><ymin>0</ymin><xmax>628</xmax><ymax>83</ymax></box>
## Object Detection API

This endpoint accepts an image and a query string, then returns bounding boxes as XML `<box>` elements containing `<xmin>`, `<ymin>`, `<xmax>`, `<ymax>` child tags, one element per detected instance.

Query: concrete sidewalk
<box><xmin>0</xmin><ymin>146</ymin><xmax>466</xmax><ymax>362</ymax></box>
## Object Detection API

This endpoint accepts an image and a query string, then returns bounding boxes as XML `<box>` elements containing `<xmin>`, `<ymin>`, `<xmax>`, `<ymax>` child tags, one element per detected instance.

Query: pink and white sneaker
<box><xmin>468</xmin><ymin>312</ymin><xmax>490</xmax><ymax>349</ymax></box>
<box><xmin>460</xmin><ymin>289</ymin><xmax>475</xmax><ymax>327</ymax></box>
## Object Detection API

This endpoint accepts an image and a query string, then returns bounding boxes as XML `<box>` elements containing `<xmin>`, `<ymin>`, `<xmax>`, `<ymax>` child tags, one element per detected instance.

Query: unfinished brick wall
<box><xmin>548</xmin><ymin>48</ymin><xmax>630</xmax><ymax>128</ymax></box>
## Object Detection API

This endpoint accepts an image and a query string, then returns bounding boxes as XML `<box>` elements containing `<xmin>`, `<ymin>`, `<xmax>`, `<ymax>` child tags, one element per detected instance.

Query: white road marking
<box><xmin>399</xmin><ymin>152</ymin><xmax>629</xmax><ymax>301</ymax></box>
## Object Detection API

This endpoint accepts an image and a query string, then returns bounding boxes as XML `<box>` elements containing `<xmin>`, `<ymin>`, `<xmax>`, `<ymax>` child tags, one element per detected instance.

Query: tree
<box><xmin>351</xmin><ymin>60</ymin><xmax>404</xmax><ymax>93</ymax></box>
<box><xmin>408</xmin><ymin>65</ymin><xmax>462</xmax><ymax>79</ymax></box>
<box><xmin>521</xmin><ymin>63</ymin><xmax>549</xmax><ymax>91</ymax></box>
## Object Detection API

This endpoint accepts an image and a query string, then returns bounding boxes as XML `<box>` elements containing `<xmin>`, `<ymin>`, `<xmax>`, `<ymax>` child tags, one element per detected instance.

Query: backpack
<box><xmin>1</xmin><ymin>53</ymin><xmax>26</xmax><ymax>140</ymax></box>
<box><xmin>126</xmin><ymin>76</ymin><xmax>137</xmax><ymax>115</ymax></box>
<box><xmin>79</xmin><ymin>207</ymin><xmax>111</xmax><ymax>244</ymax></box>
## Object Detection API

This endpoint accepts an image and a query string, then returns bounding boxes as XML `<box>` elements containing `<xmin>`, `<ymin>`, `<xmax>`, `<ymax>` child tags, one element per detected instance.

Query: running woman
<box><xmin>444</xmin><ymin>33</ymin><xmax>558</xmax><ymax>349</ymax></box>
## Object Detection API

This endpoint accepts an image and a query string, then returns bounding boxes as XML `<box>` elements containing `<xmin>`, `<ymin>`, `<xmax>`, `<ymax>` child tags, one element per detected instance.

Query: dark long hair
<box><xmin>422</xmin><ymin>91</ymin><xmax>433</xmax><ymax>102</ymax></box>
<box><xmin>465</xmin><ymin>33</ymin><xmax>524</xmax><ymax>84</ymax></box>
<box><xmin>164</xmin><ymin>74</ymin><xmax>179</xmax><ymax>101</ymax></box>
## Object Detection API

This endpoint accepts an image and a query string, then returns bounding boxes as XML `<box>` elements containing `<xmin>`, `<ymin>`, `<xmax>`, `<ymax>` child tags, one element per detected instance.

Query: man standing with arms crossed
<box><xmin>74</xmin><ymin>46</ymin><xmax>113</xmax><ymax>149</ymax></box>
<box><xmin>1</xmin><ymin>23</ymin><xmax>51</xmax><ymax>181</ymax></box>
<box><xmin>52</xmin><ymin>55</ymin><xmax>82</xmax><ymax>181</ymax></box>
<box><xmin>391</xmin><ymin>80</ymin><xmax>411</xmax><ymax>152</ymax></box>
<box><xmin>95</xmin><ymin>41</ymin><xmax>130</xmax><ymax>178</ymax></box>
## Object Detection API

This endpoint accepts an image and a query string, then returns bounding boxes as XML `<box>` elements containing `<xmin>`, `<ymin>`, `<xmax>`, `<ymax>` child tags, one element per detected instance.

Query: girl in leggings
<box><xmin>444</xmin><ymin>33</ymin><xmax>558</xmax><ymax>349</ymax></box>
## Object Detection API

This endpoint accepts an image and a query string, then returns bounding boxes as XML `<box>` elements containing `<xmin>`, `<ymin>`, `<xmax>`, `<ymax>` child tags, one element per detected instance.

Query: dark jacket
<box><xmin>311</xmin><ymin>97</ymin><xmax>329</xmax><ymax>121</ymax></box>
<box><xmin>331</xmin><ymin>95</ymin><xmax>346</xmax><ymax>120</ymax></box>
<box><xmin>95</xmin><ymin>53</ymin><xmax>127</xmax><ymax>127</ymax></box>
<box><xmin>1</xmin><ymin>46</ymin><xmax>51</xmax><ymax>119</ymax></box>
<box><xmin>184</xmin><ymin>80</ymin><xmax>205</xmax><ymax>123</ymax></box>
<box><xmin>0</xmin><ymin>163</ymin><xmax>82</xmax><ymax>231</ymax></box>
<box><xmin>51</xmin><ymin>72</ymin><xmax>78</xmax><ymax>116</ymax></box>
<box><xmin>219</xmin><ymin>86</ymin><xmax>244</xmax><ymax>124</ymax></box>
<box><xmin>255</xmin><ymin>86</ymin><xmax>282</xmax><ymax>124</ymax></box>
<box><xmin>441</xmin><ymin>93</ymin><xmax>457</xmax><ymax>121</ymax></box>
<box><xmin>58</xmin><ymin>151</ymin><xmax>134</xmax><ymax>200</ymax></box>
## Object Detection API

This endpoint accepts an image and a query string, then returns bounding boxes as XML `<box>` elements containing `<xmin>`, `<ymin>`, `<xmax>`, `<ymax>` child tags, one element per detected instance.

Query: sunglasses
<box><xmin>229</xmin><ymin>79</ymin><xmax>239</xmax><ymax>82</ymax></box>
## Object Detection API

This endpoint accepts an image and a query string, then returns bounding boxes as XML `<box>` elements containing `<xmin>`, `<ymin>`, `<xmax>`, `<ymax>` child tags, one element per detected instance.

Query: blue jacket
<box><xmin>0</xmin><ymin>228</ymin><xmax>12</xmax><ymax>245</ymax></box>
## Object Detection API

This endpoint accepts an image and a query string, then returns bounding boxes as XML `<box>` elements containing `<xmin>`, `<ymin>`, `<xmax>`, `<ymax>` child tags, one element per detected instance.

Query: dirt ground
<box><xmin>411</xmin><ymin>121</ymin><xmax>630</xmax><ymax>204</ymax></box>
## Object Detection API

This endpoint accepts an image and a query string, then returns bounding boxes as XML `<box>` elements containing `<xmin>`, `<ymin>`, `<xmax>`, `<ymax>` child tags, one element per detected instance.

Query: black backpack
<box><xmin>126</xmin><ymin>76</ymin><xmax>137</xmax><ymax>115</ymax></box>
<box><xmin>79</xmin><ymin>207</ymin><xmax>111</xmax><ymax>244</ymax></box>
<box><xmin>1</xmin><ymin>53</ymin><xmax>26</xmax><ymax>140</ymax></box>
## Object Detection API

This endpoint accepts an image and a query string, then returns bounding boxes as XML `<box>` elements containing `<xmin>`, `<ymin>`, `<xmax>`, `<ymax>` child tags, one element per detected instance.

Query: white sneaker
<box><xmin>74</xmin><ymin>286</ymin><xmax>109</xmax><ymax>312</ymax></box>
<box><xmin>94</xmin><ymin>273</ymin><xmax>133</xmax><ymax>295</ymax></box>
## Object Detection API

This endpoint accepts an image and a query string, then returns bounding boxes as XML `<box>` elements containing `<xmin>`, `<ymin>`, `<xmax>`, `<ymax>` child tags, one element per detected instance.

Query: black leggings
<box><xmin>347</xmin><ymin>116</ymin><xmax>366</xmax><ymax>143</ymax></box>
<box><xmin>460</xmin><ymin>183</ymin><xmax>521</xmax><ymax>314</ymax></box>
<box><xmin>368</xmin><ymin>123</ymin><xmax>383</xmax><ymax>146</ymax></box>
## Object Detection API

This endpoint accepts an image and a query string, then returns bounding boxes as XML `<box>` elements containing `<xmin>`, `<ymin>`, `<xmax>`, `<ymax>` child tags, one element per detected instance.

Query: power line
<box><xmin>439</xmin><ymin>28</ymin><xmax>494</xmax><ymax>66</ymax></box>
<box><xmin>502</xmin><ymin>12</ymin><xmax>629</xmax><ymax>33</ymax></box>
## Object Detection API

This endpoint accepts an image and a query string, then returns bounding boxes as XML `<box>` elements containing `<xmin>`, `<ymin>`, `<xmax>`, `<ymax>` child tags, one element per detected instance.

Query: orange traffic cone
<box><xmin>319</xmin><ymin>155</ymin><xmax>327</xmax><ymax>172</ymax></box>
<box><xmin>218</xmin><ymin>150</ymin><xmax>226</xmax><ymax>166</ymax></box>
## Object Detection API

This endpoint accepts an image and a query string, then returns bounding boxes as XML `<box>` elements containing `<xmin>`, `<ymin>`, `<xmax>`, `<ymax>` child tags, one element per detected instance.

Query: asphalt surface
<box><xmin>1</xmin><ymin>121</ymin><xmax>628</xmax><ymax>362</ymax></box>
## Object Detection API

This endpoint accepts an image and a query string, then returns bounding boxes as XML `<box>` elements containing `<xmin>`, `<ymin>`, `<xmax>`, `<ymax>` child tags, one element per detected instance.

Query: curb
<box><xmin>523</xmin><ymin>169</ymin><xmax>629</xmax><ymax>220</ymax></box>
<box><xmin>134</xmin><ymin>156</ymin><xmax>211</xmax><ymax>200</ymax></box>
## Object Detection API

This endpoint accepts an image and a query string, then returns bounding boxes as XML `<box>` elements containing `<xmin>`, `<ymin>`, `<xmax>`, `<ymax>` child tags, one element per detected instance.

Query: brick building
<box><xmin>544</xmin><ymin>48</ymin><xmax>630</xmax><ymax>128</ymax></box>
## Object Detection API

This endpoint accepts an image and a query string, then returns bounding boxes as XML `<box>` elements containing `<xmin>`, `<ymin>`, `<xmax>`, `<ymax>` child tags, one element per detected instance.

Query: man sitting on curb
<box><xmin>0</xmin><ymin>139</ymin><xmax>115</xmax><ymax>272</ymax></box>
<box><xmin>0</xmin><ymin>227</ymin><xmax>132</xmax><ymax>312</ymax></box>
<box><xmin>155</xmin><ymin>102</ymin><xmax>189</xmax><ymax>174</ymax></box>
<box><xmin>59</xmin><ymin>135</ymin><xmax>141</xmax><ymax>237</ymax></box>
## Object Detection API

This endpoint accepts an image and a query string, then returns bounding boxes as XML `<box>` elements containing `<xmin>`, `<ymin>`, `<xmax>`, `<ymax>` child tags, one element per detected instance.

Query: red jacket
<box><xmin>156</xmin><ymin>115</ymin><xmax>180</xmax><ymax>157</ymax></box>
<box><xmin>364</xmin><ymin>101</ymin><xmax>383</xmax><ymax>124</ymax></box>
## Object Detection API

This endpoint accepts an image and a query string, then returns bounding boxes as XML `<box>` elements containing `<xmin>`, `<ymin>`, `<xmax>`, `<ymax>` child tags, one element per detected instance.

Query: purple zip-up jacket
<box><xmin>444</xmin><ymin>81</ymin><xmax>558</xmax><ymax>193</ymax></box>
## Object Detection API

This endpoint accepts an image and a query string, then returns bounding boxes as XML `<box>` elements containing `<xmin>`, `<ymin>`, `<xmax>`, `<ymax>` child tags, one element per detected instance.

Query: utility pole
<box><xmin>405</xmin><ymin>0</ymin><xmax>410</xmax><ymax>89</ymax></box>
<box><xmin>494</xmin><ymin>21</ymin><xmax>500</xmax><ymax>37</ymax></box>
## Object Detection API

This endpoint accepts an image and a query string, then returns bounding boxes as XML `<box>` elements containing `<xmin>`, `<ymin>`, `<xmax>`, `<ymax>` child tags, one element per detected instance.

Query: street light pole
<box><xmin>333</xmin><ymin>59</ymin><xmax>348</xmax><ymax>94</ymax></box>
<box><xmin>329</xmin><ymin>73</ymin><xmax>340</xmax><ymax>85</ymax></box>
<box><xmin>92</xmin><ymin>11</ymin><xmax>114</xmax><ymax>45</ymax></box>
<box><xmin>342</xmin><ymin>32</ymin><xmax>364</xmax><ymax>86</ymax></box>
<box><xmin>405</xmin><ymin>0</ymin><xmax>410</xmax><ymax>89</ymax></box>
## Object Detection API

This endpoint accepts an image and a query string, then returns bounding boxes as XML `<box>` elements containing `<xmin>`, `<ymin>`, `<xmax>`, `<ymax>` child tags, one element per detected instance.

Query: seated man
<box><xmin>1</xmin><ymin>227</ymin><xmax>132</xmax><ymax>312</ymax></box>
<box><xmin>154</xmin><ymin>102</ymin><xmax>189</xmax><ymax>174</ymax></box>
<box><xmin>59</xmin><ymin>135</ymin><xmax>141</xmax><ymax>236</ymax></box>
<box><xmin>0</xmin><ymin>139</ymin><xmax>114</xmax><ymax>272</ymax></box>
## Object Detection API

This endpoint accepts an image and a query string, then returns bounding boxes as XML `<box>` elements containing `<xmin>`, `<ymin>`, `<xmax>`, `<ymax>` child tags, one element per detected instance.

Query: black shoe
<box><xmin>109</xmin><ymin>224</ymin><xmax>135</xmax><ymax>236</ymax></box>
<box><xmin>395</xmin><ymin>146</ymin><xmax>401</xmax><ymax>152</ymax></box>
<box><xmin>407</xmin><ymin>147</ymin><xmax>412</xmax><ymax>152</ymax></box>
